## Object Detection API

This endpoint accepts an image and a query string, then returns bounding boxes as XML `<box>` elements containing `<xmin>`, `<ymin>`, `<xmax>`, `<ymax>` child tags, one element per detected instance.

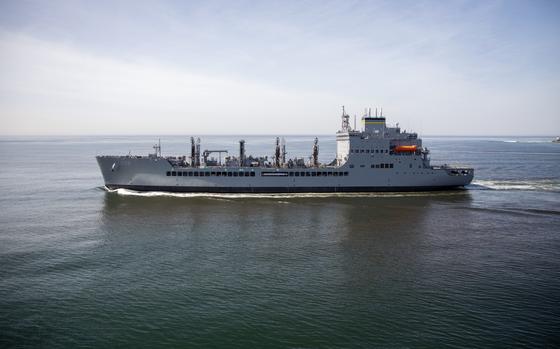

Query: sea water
<box><xmin>1</xmin><ymin>135</ymin><xmax>559</xmax><ymax>347</ymax></box>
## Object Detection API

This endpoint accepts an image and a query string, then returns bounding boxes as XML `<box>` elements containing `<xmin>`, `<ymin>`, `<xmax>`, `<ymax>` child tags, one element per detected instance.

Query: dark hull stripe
<box><xmin>106</xmin><ymin>184</ymin><xmax>466</xmax><ymax>193</ymax></box>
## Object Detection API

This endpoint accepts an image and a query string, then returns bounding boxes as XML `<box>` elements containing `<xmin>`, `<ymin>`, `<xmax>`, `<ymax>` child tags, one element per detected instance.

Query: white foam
<box><xmin>104</xmin><ymin>187</ymin><xmax>465</xmax><ymax>199</ymax></box>
<box><xmin>471</xmin><ymin>179</ymin><xmax>560</xmax><ymax>192</ymax></box>
<box><xmin>502</xmin><ymin>140</ymin><xmax>551</xmax><ymax>144</ymax></box>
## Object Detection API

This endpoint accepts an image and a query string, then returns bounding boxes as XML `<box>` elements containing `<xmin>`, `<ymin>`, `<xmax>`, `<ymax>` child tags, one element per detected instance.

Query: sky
<box><xmin>0</xmin><ymin>0</ymin><xmax>559</xmax><ymax>136</ymax></box>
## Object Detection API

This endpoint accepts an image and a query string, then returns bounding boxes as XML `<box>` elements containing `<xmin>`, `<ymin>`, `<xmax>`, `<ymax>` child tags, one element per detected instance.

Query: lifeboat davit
<box><xmin>394</xmin><ymin>145</ymin><xmax>417</xmax><ymax>153</ymax></box>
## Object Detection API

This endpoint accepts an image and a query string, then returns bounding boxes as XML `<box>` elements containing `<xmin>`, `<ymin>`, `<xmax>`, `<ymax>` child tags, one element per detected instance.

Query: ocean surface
<box><xmin>1</xmin><ymin>135</ymin><xmax>559</xmax><ymax>348</ymax></box>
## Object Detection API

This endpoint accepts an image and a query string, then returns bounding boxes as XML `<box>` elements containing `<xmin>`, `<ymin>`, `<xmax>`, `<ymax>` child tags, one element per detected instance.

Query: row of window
<box><xmin>349</xmin><ymin>163</ymin><xmax>394</xmax><ymax>168</ymax></box>
<box><xmin>167</xmin><ymin>171</ymin><xmax>256</xmax><ymax>177</ymax></box>
<box><xmin>350</xmin><ymin>149</ymin><xmax>389</xmax><ymax>154</ymax></box>
<box><xmin>166</xmin><ymin>170</ymin><xmax>350</xmax><ymax>177</ymax></box>
<box><xmin>371</xmin><ymin>163</ymin><xmax>394</xmax><ymax>168</ymax></box>
<box><xmin>263</xmin><ymin>171</ymin><xmax>349</xmax><ymax>177</ymax></box>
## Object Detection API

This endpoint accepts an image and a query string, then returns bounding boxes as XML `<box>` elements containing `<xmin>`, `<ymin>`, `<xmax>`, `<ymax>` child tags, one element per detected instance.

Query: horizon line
<box><xmin>0</xmin><ymin>133</ymin><xmax>558</xmax><ymax>138</ymax></box>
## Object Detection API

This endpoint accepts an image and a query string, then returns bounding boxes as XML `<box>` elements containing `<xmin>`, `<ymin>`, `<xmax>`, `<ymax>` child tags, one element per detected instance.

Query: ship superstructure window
<box><xmin>169</xmin><ymin>169</ymin><xmax>349</xmax><ymax>178</ymax></box>
<box><xmin>371</xmin><ymin>163</ymin><xmax>394</xmax><ymax>169</ymax></box>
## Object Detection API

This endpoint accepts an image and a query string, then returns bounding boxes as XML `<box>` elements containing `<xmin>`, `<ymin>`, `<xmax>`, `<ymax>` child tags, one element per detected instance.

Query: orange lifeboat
<box><xmin>394</xmin><ymin>145</ymin><xmax>417</xmax><ymax>153</ymax></box>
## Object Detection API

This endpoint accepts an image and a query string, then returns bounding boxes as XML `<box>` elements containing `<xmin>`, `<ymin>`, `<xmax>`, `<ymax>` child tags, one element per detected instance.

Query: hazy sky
<box><xmin>1</xmin><ymin>0</ymin><xmax>559</xmax><ymax>135</ymax></box>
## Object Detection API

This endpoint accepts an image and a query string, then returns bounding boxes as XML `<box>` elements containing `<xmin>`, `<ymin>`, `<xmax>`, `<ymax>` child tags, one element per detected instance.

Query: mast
<box><xmin>190</xmin><ymin>137</ymin><xmax>196</xmax><ymax>166</ymax></box>
<box><xmin>312</xmin><ymin>137</ymin><xmax>319</xmax><ymax>167</ymax></box>
<box><xmin>341</xmin><ymin>105</ymin><xmax>350</xmax><ymax>131</ymax></box>
<box><xmin>239</xmin><ymin>139</ymin><xmax>245</xmax><ymax>167</ymax></box>
<box><xmin>281</xmin><ymin>137</ymin><xmax>286</xmax><ymax>166</ymax></box>
<box><xmin>274</xmin><ymin>137</ymin><xmax>281</xmax><ymax>167</ymax></box>
<box><xmin>195</xmin><ymin>137</ymin><xmax>201</xmax><ymax>167</ymax></box>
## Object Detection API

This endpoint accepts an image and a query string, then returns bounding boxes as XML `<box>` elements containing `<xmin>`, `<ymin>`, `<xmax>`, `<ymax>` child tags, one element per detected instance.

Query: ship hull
<box><xmin>105</xmin><ymin>184</ymin><xmax>465</xmax><ymax>193</ymax></box>
<box><xmin>97</xmin><ymin>156</ymin><xmax>473</xmax><ymax>193</ymax></box>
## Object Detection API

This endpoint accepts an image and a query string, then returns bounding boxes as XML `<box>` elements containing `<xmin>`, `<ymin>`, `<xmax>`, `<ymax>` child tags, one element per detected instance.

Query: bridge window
<box><xmin>344</xmin><ymin>171</ymin><xmax>349</xmax><ymax>176</ymax></box>
<box><xmin>250</xmin><ymin>172</ymin><xmax>255</xmax><ymax>177</ymax></box>
<box><xmin>178</xmin><ymin>172</ymin><xmax>183</xmax><ymax>176</ymax></box>
<box><xmin>171</xmin><ymin>171</ymin><xmax>176</xmax><ymax>176</ymax></box>
<box><xmin>233</xmin><ymin>172</ymin><xmax>238</xmax><ymax>177</ymax></box>
<box><xmin>349</xmin><ymin>164</ymin><xmax>354</xmax><ymax>168</ymax></box>
<box><xmin>166</xmin><ymin>171</ymin><xmax>171</xmax><ymax>176</ymax></box>
<box><xmin>390</xmin><ymin>164</ymin><xmax>394</xmax><ymax>168</ymax></box>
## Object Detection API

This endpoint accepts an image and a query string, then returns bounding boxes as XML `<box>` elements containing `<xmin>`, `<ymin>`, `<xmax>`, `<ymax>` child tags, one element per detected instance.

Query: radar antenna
<box><xmin>341</xmin><ymin>106</ymin><xmax>350</xmax><ymax>131</ymax></box>
<box><xmin>153</xmin><ymin>139</ymin><xmax>161</xmax><ymax>157</ymax></box>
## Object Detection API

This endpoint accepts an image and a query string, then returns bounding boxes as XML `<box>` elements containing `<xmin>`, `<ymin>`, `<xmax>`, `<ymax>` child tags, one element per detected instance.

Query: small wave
<box><xmin>502</xmin><ymin>140</ymin><xmax>553</xmax><ymax>144</ymax></box>
<box><xmin>471</xmin><ymin>179</ymin><xmax>560</xmax><ymax>192</ymax></box>
<box><xmin>104</xmin><ymin>187</ymin><xmax>466</xmax><ymax>199</ymax></box>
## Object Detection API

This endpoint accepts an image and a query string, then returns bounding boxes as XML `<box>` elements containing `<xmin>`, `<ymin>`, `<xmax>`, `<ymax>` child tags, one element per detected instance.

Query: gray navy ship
<box><xmin>97</xmin><ymin>107</ymin><xmax>474</xmax><ymax>193</ymax></box>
